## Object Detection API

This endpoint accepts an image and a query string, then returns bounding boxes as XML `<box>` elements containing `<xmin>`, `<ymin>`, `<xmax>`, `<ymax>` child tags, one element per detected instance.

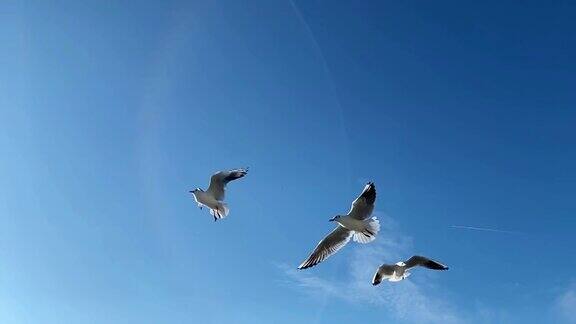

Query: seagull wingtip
<box><xmin>298</xmin><ymin>263</ymin><xmax>313</xmax><ymax>270</ymax></box>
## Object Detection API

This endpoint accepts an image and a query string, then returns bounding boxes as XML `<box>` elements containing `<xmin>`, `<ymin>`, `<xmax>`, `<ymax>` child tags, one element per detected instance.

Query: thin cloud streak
<box><xmin>449</xmin><ymin>225</ymin><xmax>523</xmax><ymax>235</ymax></box>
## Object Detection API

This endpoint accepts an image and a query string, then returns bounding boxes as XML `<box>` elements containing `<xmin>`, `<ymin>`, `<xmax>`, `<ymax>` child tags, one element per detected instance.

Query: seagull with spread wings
<box><xmin>298</xmin><ymin>182</ymin><xmax>380</xmax><ymax>270</ymax></box>
<box><xmin>372</xmin><ymin>255</ymin><xmax>448</xmax><ymax>285</ymax></box>
<box><xmin>189</xmin><ymin>168</ymin><xmax>248</xmax><ymax>221</ymax></box>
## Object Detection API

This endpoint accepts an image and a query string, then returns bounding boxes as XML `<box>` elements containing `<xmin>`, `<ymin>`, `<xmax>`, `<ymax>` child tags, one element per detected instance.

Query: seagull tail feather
<box><xmin>353</xmin><ymin>217</ymin><xmax>380</xmax><ymax>244</ymax></box>
<box><xmin>218</xmin><ymin>202</ymin><xmax>229</xmax><ymax>217</ymax></box>
<box><xmin>209</xmin><ymin>203</ymin><xmax>229</xmax><ymax>220</ymax></box>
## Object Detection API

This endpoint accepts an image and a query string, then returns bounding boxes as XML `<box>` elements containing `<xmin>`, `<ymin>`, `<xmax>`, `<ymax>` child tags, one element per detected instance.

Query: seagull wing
<box><xmin>404</xmin><ymin>255</ymin><xmax>449</xmax><ymax>270</ymax></box>
<box><xmin>372</xmin><ymin>264</ymin><xmax>396</xmax><ymax>285</ymax></box>
<box><xmin>348</xmin><ymin>182</ymin><xmax>376</xmax><ymax>220</ymax></box>
<box><xmin>206</xmin><ymin>168</ymin><xmax>248</xmax><ymax>201</ymax></box>
<box><xmin>298</xmin><ymin>226</ymin><xmax>353</xmax><ymax>270</ymax></box>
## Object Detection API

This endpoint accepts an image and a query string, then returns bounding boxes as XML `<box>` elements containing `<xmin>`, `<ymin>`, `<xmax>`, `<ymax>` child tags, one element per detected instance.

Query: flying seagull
<box><xmin>372</xmin><ymin>255</ymin><xmax>448</xmax><ymax>285</ymax></box>
<box><xmin>298</xmin><ymin>182</ymin><xmax>380</xmax><ymax>270</ymax></box>
<box><xmin>189</xmin><ymin>168</ymin><xmax>248</xmax><ymax>221</ymax></box>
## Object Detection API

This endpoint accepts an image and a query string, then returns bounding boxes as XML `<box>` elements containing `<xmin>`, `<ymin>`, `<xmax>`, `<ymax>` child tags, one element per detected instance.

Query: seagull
<box><xmin>189</xmin><ymin>168</ymin><xmax>248</xmax><ymax>221</ymax></box>
<box><xmin>372</xmin><ymin>255</ymin><xmax>448</xmax><ymax>285</ymax></box>
<box><xmin>298</xmin><ymin>182</ymin><xmax>380</xmax><ymax>269</ymax></box>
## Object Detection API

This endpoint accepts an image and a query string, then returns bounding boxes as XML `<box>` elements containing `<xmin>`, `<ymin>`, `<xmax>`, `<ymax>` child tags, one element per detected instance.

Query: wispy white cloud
<box><xmin>555</xmin><ymin>284</ymin><xmax>576</xmax><ymax>323</ymax></box>
<box><xmin>280</xmin><ymin>212</ymin><xmax>465</xmax><ymax>324</ymax></box>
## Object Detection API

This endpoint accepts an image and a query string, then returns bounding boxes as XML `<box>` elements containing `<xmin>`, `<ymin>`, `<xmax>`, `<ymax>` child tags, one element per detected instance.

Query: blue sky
<box><xmin>1</xmin><ymin>0</ymin><xmax>575</xmax><ymax>323</ymax></box>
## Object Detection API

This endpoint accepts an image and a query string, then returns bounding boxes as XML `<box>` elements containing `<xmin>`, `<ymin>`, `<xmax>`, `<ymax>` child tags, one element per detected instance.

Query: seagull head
<box><xmin>396</xmin><ymin>261</ymin><xmax>406</xmax><ymax>267</ymax></box>
<box><xmin>329</xmin><ymin>215</ymin><xmax>341</xmax><ymax>222</ymax></box>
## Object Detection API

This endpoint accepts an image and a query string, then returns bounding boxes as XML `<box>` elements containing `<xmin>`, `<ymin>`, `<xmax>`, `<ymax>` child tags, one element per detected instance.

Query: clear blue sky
<box><xmin>1</xmin><ymin>1</ymin><xmax>575</xmax><ymax>323</ymax></box>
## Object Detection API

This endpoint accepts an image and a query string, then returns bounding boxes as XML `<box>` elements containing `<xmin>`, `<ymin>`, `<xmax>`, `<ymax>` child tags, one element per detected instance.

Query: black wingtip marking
<box><xmin>298</xmin><ymin>261</ymin><xmax>318</xmax><ymax>270</ymax></box>
<box><xmin>361</xmin><ymin>182</ymin><xmax>376</xmax><ymax>205</ymax></box>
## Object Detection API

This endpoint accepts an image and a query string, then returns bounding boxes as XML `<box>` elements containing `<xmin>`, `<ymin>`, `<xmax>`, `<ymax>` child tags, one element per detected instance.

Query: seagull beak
<box><xmin>329</xmin><ymin>217</ymin><xmax>336</xmax><ymax>222</ymax></box>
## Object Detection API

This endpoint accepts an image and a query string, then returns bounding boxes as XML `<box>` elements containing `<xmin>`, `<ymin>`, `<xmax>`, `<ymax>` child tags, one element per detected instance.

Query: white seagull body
<box><xmin>298</xmin><ymin>182</ymin><xmax>380</xmax><ymax>269</ymax></box>
<box><xmin>372</xmin><ymin>255</ymin><xmax>448</xmax><ymax>285</ymax></box>
<box><xmin>190</xmin><ymin>168</ymin><xmax>248</xmax><ymax>221</ymax></box>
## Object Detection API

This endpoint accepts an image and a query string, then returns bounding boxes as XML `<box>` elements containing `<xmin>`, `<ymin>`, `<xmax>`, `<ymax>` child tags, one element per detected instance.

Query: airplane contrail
<box><xmin>449</xmin><ymin>225</ymin><xmax>522</xmax><ymax>235</ymax></box>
